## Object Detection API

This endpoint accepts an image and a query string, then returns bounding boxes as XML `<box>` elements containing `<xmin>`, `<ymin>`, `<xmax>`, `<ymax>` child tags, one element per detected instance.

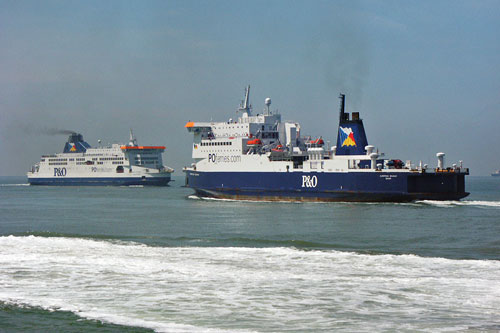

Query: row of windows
<box><xmin>201</xmin><ymin>141</ymin><xmax>233</xmax><ymax>146</ymax></box>
<box><xmin>135</xmin><ymin>161</ymin><xmax>159</xmax><ymax>165</ymax></box>
<box><xmin>48</xmin><ymin>156</ymin><xmax>124</xmax><ymax>162</ymax></box>
<box><xmin>134</xmin><ymin>152</ymin><xmax>156</xmax><ymax>155</ymax></box>
<box><xmin>100</xmin><ymin>157</ymin><xmax>124</xmax><ymax>161</ymax></box>
<box><xmin>134</xmin><ymin>157</ymin><xmax>158</xmax><ymax>161</ymax></box>
<box><xmin>46</xmin><ymin>159</ymin><xmax>127</xmax><ymax>165</ymax></box>
<box><xmin>140</xmin><ymin>160</ymin><xmax>159</xmax><ymax>163</ymax></box>
<box><xmin>261</xmin><ymin>132</ymin><xmax>279</xmax><ymax>139</ymax></box>
<box><xmin>214</xmin><ymin>125</ymin><xmax>249</xmax><ymax>130</ymax></box>
<box><xmin>201</xmin><ymin>150</ymin><xmax>238</xmax><ymax>153</ymax></box>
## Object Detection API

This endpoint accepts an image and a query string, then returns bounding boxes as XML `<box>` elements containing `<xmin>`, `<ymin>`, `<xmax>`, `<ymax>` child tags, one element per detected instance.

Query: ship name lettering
<box><xmin>302</xmin><ymin>175</ymin><xmax>318</xmax><ymax>188</ymax></box>
<box><xmin>208</xmin><ymin>154</ymin><xmax>241</xmax><ymax>163</ymax></box>
<box><xmin>53</xmin><ymin>167</ymin><xmax>67</xmax><ymax>177</ymax></box>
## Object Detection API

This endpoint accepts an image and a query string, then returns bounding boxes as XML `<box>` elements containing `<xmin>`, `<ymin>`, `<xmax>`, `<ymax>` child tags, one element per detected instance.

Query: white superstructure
<box><xmin>184</xmin><ymin>86</ymin><xmax>372</xmax><ymax>174</ymax></box>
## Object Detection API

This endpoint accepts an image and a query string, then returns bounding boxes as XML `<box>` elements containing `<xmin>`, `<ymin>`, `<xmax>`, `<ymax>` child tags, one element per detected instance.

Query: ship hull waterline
<box><xmin>28</xmin><ymin>175</ymin><xmax>171</xmax><ymax>186</ymax></box>
<box><xmin>185</xmin><ymin>170</ymin><xmax>469</xmax><ymax>202</ymax></box>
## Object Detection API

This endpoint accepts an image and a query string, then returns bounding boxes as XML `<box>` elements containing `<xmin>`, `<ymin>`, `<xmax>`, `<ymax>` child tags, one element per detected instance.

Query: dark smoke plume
<box><xmin>19</xmin><ymin>124</ymin><xmax>76</xmax><ymax>136</ymax></box>
<box><xmin>40</xmin><ymin>128</ymin><xmax>76</xmax><ymax>135</ymax></box>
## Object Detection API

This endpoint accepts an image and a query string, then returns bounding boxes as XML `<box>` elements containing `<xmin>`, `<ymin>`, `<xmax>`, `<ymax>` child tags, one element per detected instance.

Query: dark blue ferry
<box><xmin>184</xmin><ymin>87</ymin><xmax>469</xmax><ymax>202</ymax></box>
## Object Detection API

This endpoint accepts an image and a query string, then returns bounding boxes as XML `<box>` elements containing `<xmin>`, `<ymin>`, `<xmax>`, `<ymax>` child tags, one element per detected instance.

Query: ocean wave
<box><xmin>187</xmin><ymin>194</ymin><xmax>300</xmax><ymax>204</ymax></box>
<box><xmin>5</xmin><ymin>232</ymin><xmax>344</xmax><ymax>250</ymax></box>
<box><xmin>1</xmin><ymin>235</ymin><xmax>499</xmax><ymax>332</ymax></box>
<box><xmin>0</xmin><ymin>183</ymin><xmax>30</xmax><ymax>187</ymax></box>
<box><xmin>0</xmin><ymin>300</ymin><xmax>241</xmax><ymax>333</ymax></box>
<box><xmin>417</xmin><ymin>200</ymin><xmax>500</xmax><ymax>208</ymax></box>
<box><xmin>188</xmin><ymin>195</ymin><xmax>420</xmax><ymax>206</ymax></box>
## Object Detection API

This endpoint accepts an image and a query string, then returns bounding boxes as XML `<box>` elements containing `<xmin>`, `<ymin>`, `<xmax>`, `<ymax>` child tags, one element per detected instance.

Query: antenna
<box><xmin>129</xmin><ymin>128</ymin><xmax>137</xmax><ymax>146</ymax></box>
<box><xmin>238</xmin><ymin>85</ymin><xmax>252</xmax><ymax>116</ymax></box>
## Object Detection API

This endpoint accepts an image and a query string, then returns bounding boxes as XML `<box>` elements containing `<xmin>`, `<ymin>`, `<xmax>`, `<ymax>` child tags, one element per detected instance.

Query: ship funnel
<box><xmin>67</xmin><ymin>133</ymin><xmax>83</xmax><ymax>143</ymax></box>
<box><xmin>63</xmin><ymin>132</ymin><xmax>91</xmax><ymax>153</ymax></box>
<box><xmin>335</xmin><ymin>94</ymin><xmax>369</xmax><ymax>156</ymax></box>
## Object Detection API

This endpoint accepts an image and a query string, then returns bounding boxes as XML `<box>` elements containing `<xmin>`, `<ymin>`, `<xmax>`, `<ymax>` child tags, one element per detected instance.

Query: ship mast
<box><xmin>238</xmin><ymin>85</ymin><xmax>252</xmax><ymax>116</ymax></box>
<box><xmin>129</xmin><ymin>128</ymin><xmax>138</xmax><ymax>146</ymax></box>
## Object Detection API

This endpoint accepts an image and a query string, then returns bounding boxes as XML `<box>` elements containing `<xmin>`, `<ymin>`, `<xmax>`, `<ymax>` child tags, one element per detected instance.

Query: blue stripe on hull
<box><xmin>186</xmin><ymin>171</ymin><xmax>468</xmax><ymax>202</ymax></box>
<box><xmin>28</xmin><ymin>176</ymin><xmax>171</xmax><ymax>186</ymax></box>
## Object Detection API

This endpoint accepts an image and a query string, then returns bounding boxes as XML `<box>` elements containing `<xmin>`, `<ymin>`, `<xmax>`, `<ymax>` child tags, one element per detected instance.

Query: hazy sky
<box><xmin>1</xmin><ymin>0</ymin><xmax>499</xmax><ymax>176</ymax></box>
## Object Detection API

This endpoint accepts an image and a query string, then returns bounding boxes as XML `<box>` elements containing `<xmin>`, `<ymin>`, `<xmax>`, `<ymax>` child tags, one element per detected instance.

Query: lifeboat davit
<box><xmin>247</xmin><ymin>138</ymin><xmax>262</xmax><ymax>145</ymax></box>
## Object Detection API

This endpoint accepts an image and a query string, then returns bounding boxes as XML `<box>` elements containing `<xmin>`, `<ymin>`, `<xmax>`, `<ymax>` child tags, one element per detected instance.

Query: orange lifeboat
<box><xmin>247</xmin><ymin>138</ymin><xmax>262</xmax><ymax>145</ymax></box>
<box><xmin>310</xmin><ymin>137</ymin><xmax>324</xmax><ymax>145</ymax></box>
<box><xmin>272</xmin><ymin>144</ymin><xmax>284</xmax><ymax>152</ymax></box>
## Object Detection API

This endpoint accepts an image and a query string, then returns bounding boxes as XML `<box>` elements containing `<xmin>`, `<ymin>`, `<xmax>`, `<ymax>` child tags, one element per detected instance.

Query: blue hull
<box><xmin>185</xmin><ymin>171</ymin><xmax>468</xmax><ymax>202</ymax></box>
<box><xmin>28</xmin><ymin>176</ymin><xmax>171</xmax><ymax>186</ymax></box>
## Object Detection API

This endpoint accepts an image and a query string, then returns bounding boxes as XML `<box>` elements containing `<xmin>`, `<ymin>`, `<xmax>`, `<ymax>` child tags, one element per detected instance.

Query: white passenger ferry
<box><xmin>28</xmin><ymin>130</ymin><xmax>173</xmax><ymax>186</ymax></box>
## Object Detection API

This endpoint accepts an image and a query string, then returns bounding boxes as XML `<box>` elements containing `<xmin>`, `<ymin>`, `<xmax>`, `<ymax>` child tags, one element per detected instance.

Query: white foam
<box><xmin>188</xmin><ymin>195</ymin><xmax>423</xmax><ymax>206</ymax></box>
<box><xmin>417</xmin><ymin>200</ymin><xmax>500</xmax><ymax>208</ymax></box>
<box><xmin>0</xmin><ymin>183</ymin><xmax>30</xmax><ymax>187</ymax></box>
<box><xmin>187</xmin><ymin>194</ymin><xmax>296</xmax><ymax>204</ymax></box>
<box><xmin>1</xmin><ymin>236</ymin><xmax>499</xmax><ymax>332</ymax></box>
<box><xmin>1</xmin><ymin>298</ymin><xmax>225</xmax><ymax>333</ymax></box>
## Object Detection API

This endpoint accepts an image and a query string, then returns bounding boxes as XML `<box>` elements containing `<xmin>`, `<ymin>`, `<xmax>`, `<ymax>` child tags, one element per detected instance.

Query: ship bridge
<box><xmin>184</xmin><ymin>122</ymin><xmax>212</xmax><ymax>133</ymax></box>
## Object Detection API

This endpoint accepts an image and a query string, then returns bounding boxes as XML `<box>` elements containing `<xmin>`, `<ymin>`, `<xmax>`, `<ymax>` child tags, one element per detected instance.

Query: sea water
<box><xmin>0</xmin><ymin>176</ymin><xmax>499</xmax><ymax>332</ymax></box>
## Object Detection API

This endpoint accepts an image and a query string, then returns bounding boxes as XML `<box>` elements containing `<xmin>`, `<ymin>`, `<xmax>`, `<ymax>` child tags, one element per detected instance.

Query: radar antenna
<box><xmin>265</xmin><ymin>97</ymin><xmax>271</xmax><ymax>115</ymax></box>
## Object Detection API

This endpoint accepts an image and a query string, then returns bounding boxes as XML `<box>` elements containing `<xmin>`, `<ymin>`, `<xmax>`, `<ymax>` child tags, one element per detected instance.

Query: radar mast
<box><xmin>129</xmin><ymin>128</ymin><xmax>138</xmax><ymax>146</ymax></box>
<box><xmin>238</xmin><ymin>85</ymin><xmax>252</xmax><ymax>116</ymax></box>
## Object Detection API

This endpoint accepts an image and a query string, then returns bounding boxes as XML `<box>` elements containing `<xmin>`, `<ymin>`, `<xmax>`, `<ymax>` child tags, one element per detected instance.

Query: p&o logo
<box><xmin>53</xmin><ymin>167</ymin><xmax>67</xmax><ymax>177</ymax></box>
<box><xmin>301</xmin><ymin>175</ymin><xmax>318</xmax><ymax>188</ymax></box>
